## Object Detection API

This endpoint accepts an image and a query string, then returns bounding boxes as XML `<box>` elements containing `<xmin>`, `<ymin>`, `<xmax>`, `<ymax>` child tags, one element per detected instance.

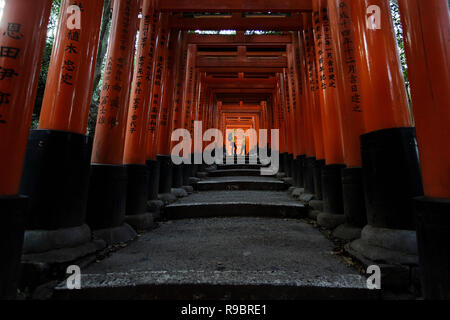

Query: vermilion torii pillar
<box><xmin>275</xmin><ymin>74</ymin><xmax>288</xmax><ymax>174</ymax></box>
<box><xmin>292</xmin><ymin>33</ymin><xmax>308</xmax><ymax>188</ymax></box>
<box><xmin>123</xmin><ymin>0</ymin><xmax>160</xmax><ymax>223</ymax></box>
<box><xmin>397</xmin><ymin>0</ymin><xmax>450</xmax><ymax>299</ymax></box>
<box><xmin>86</xmin><ymin>0</ymin><xmax>139</xmax><ymax>243</ymax></box>
<box><xmin>347</xmin><ymin>0</ymin><xmax>423</xmax><ymax>264</ymax></box>
<box><xmin>351</xmin><ymin>0</ymin><xmax>423</xmax><ymax>229</ymax></box>
<box><xmin>0</xmin><ymin>0</ymin><xmax>52</xmax><ymax>300</ymax></box>
<box><xmin>169</xmin><ymin>31</ymin><xmax>188</xmax><ymax>189</ymax></box>
<box><xmin>20</xmin><ymin>0</ymin><xmax>105</xmax><ymax>254</ymax></box>
<box><xmin>296</xmin><ymin>30</ymin><xmax>316</xmax><ymax>193</ymax></box>
<box><xmin>287</xmin><ymin>42</ymin><xmax>304</xmax><ymax>186</ymax></box>
<box><xmin>156</xmin><ymin>30</ymin><xmax>178</xmax><ymax>195</ymax></box>
<box><xmin>282</xmin><ymin>69</ymin><xmax>295</xmax><ymax>178</ymax></box>
<box><xmin>303</xmin><ymin>13</ymin><xmax>325</xmax><ymax>199</ymax></box>
<box><xmin>146</xmin><ymin>13</ymin><xmax>171</xmax><ymax>202</ymax></box>
<box><xmin>328</xmin><ymin>0</ymin><xmax>368</xmax><ymax>237</ymax></box>
<box><xmin>312</xmin><ymin>0</ymin><xmax>347</xmax><ymax>229</ymax></box>
<box><xmin>179</xmin><ymin>44</ymin><xmax>197</xmax><ymax>187</ymax></box>
<box><xmin>274</xmin><ymin>75</ymin><xmax>287</xmax><ymax>167</ymax></box>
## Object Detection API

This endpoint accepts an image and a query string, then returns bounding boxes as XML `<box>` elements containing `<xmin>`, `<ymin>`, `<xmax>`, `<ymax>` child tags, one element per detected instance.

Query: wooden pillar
<box><xmin>146</xmin><ymin>13</ymin><xmax>170</xmax><ymax>161</ymax></box>
<box><xmin>0</xmin><ymin>0</ymin><xmax>52</xmax><ymax>300</ymax></box>
<box><xmin>312</xmin><ymin>0</ymin><xmax>347</xmax><ymax>219</ymax></box>
<box><xmin>328</xmin><ymin>0</ymin><xmax>368</xmax><ymax>229</ymax></box>
<box><xmin>86</xmin><ymin>0</ymin><xmax>140</xmax><ymax>237</ymax></box>
<box><xmin>302</xmin><ymin>12</ymin><xmax>325</xmax><ymax>198</ymax></box>
<box><xmin>275</xmin><ymin>74</ymin><xmax>287</xmax><ymax>156</ymax></box>
<box><xmin>123</xmin><ymin>0</ymin><xmax>158</xmax><ymax>207</ymax></box>
<box><xmin>169</xmin><ymin>31</ymin><xmax>188</xmax><ymax>188</ymax></box>
<box><xmin>19</xmin><ymin>0</ymin><xmax>105</xmax><ymax>254</ymax></box>
<box><xmin>398</xmin><ymin>0</ymin><xmax>450</xmax><ymax>299</ymax></box>
<box><xmin>296</xmin><ymin>31</ymin><xmax>315</xmax><ymax>159</ymax></box>
<box><xmin>351</xmin><ymin>0</ymin><xmax>423</xmax><ymax>230</ymax></box>
<box><xmin>179</xmin><ymin>43</ymin><xmax>197</xmax><ymax>184</ymax></box>
<box><xmin>146</xmin><ymin>15</ymin><xmax>173</xmax><ymax>196</ymax></box>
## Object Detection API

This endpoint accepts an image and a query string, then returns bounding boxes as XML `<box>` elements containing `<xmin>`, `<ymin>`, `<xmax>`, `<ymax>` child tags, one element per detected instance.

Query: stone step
<box><xmin>207</xmin><ymin>169</ymin><xmax>275</xmax><ymax>177</ymax></box>
<box><xmin>165</xmin><ymin>202</ymin><xmax>306</xmax><ymax>220</ymax></box>
<box><xmin>216</xmin><ymin>164</ymin><xmax>266</xmax><ymax>170</ymax></box>
<box><xmin>165</xmin><ymin>190</ymin><xmax>306</xmax><ymax>219</ymax></box>
<box><xmin>53</xmin><ymin>270</ymin><xmax>377</xmax><ymax>300</ymax></box>
<box><xmin>196</xmin><ymin>176</ymin><xmax>287</xmax><ymax>191</ymax></box>
<box><xmin>53</xmin><ymin>217</ymin><xmax>377</xmax><ymax>300</ymax></box>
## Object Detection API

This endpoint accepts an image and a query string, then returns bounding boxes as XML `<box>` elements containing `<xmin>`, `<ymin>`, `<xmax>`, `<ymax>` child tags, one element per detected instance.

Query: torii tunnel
<box><xmin>0</xmin><ymin>0</ymin><xmax>449</xmax><ymax>300</ymax></box>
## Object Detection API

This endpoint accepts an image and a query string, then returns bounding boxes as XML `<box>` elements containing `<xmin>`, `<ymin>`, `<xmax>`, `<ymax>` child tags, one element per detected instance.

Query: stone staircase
<box><xmin>53</xmin><ymin>159</ymin><xmax>377</xmax><ymax>300</ymax></box>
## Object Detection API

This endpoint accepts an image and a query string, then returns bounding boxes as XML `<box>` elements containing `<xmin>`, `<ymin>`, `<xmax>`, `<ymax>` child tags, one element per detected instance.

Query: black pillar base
<box><xmin>304</xmin><ymin>157</ymin><xmax>316</xmax><ymax>195</ymax></box>
<box><xmin>289</xmin><ymin>154</ymin><xmax>295</xmax><ymax>179</ymax></box>
<box><xmin>361</xmin><ymin>127</ymin><xmax>424</xmax><ymax>230</ymax></box>
<box><xmin>322</xmin><ymin>164</ymin><xmax>346</xmax><ymax>215</ymax></box>
<box><xmin>313</xmin><ymin>159</ymin><xmax>325</xmax><ymax>200</ymax></box>
<box><xmin>279</xmin><ymin>152</ymin><xmax>287</xmax><ymax>173</ymax></box>
<box><xmin>146</xmin><ymin>159</ymin><xmax>160</xmax><ymax>201</ymax></box>
<box><xmin>125</xmin><ymin>164</ymin><xmax>149</xmax><ymax>216</ymax></box>
<box><xmin>342</xmin><ymin>167</ymin><xmax>367</xmax><ymax>228</ymax></box>
<box><xmin>20</xmin><ymin>129</ymin><xmax>92</xmax><ymax>230</ymax></box>
<box><xmin>172</xmin><ymin>164</ymin><xmax>184</xmax><ymax>188</ymax></box>
<box><xmin>285</xmin><ymin>153</ymin><xmax>293</xmax><ymax>177</ymax></box>
<box><xmin>414</xmin><ymin>196</ymin><xmax>450</xmax><ymax>300</ymax></box>
<box><xmin>182</xmin><ymin>163</ymin><xmax>192</xmax><ymax>186</ymax></box>
<box><xmin>0</xmin><ymin>196</ymin><xmax>27</xmax><ymax>300</ymax></box>
<box><xmin>86</xmin><ymin>164</ymin><xmax>128</xmax><ymax>230</ymax></box>
<box><xmin>294</xmin><ymin>155</ymin><xmax>305</xmax><ymax>188</ymax></box>
<box><xmin>157</xmin><ymin>155</ymin><xmax>173</xmax><ymax>194</ymax></box>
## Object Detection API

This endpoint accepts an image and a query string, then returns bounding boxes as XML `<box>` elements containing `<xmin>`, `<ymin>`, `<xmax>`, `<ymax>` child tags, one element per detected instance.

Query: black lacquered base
<box><xmin>157</xmin><ymin>155</ymin><xmax>173</xmax><ymax>194</ymax></box>
<box><xmin>20</xmin><ymin>129</ymin><xmax>92</xmax><ymax>230</ymax></box>
<box><xmin>86</xmin><ymin>164</ymin><xmax>128</xmax><ymax>230</ymax></box>
<box><xmin>182</xmin><ymin>163</ymin><xmax>193</xmax><ymax>186</ymax></box>
<box><xmin>146</xmin><ymin>159</ymin><xmax>161</xmax><ymax>201</ymax></box>
<box><xmin>0</xmin><ymin>196</ymin><xmax>28</xmax><ymax>300</ymax></box>
<box><xmin>313</xmin><ymin>159</ymin><xmax>325</xmax><ymax>200</ymax></box>
<box><xmin>342</xmin><ymin>167</ymin><xmax>367</xmax><ymax>228</ymax></box>
<box><xmin>172</xmin><ymin>164</ymin><xmax>184</xmax><ymax>188</ymax></box>
<box><xmin>293</xmin><ymin>155</ymin><xmax>305</xmax><ymax>188</ymax></box>
<box><xmin>304</xmin><ymin>156</ymin><xmax>316</xmax><ymax>195</ymax></box>
<box><xmin>414</xmin><ymin>196</ymin><xmax>450</xmax><ymax>300</ymax></box>
<box><xmin>361</xmin><ymin>127</ymin><xmax>424</xmax><ymax>230</ymax></box>
<box><xmin>322</xmin><ymin>164</ymin><xmax>346</xmax><ymax>215</ymax></box>
<box><xmin>125</xmin><ymin>164</ymin><xmax>149</xmax><ymax>216</ymax></box>
<box><xmin>279</xmin><ymin>152</ymin><xmax>287</xmax><ymax>173</ymax></box>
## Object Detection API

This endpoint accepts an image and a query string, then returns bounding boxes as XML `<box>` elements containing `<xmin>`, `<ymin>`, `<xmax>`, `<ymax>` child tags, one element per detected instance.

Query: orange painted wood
<box><xmin>156</xmin><ymin>0</ymin><xmax>313</xmax><ymax>12</ymax></box>
<box><xmin>303</xmin><ymin>13</ymin><xmax>325</xmax><ymax>160</ymax></box>
<box><xmin>38</xmin><ymin>0</ymin><xmax>105</xmax><ymax>134</ymax></box>
<box><xmin>169</xmin><ymin>13</ymin><xmax>304</xmax><ymax>31</ymax></box>
<box><xmin>168</xmin><ymin>31</ymin><xmax>188</xmax><ymax>152</ymax></box>
<box><xmin>312</xmin><ymin>0</ymin><xmax>345</xmax><ymax>165</ymax></box>
<box><xmin>282</xmin><ymin>69</ymin><xmax>296</xmax><ymax>155</ymax></box>
<box><xmin>146</xmin><ymin>13</ymin><xmax>170</xmax><ymax>161</ymax></box>
<box><xmin>181</xmin><ymin>44</ymin><xmax>197</xmax><ymax>132</ymax></box>
<box><xmin>296</xmin><ymin>31</ymin><xmax>316</xmax><ymax>157</ymax></box>
<box><xmin>0</xmin><ymin>0</ymin><xmax>52</xmax><ymax>196</ymax></box>
<box><xmin>275</xmin><ymin>75</ymin><xmax>287</xmax><ymax>154</ymax></box>
<box><xmin>123</xmin><ymin>0</ymin><xmax>158</xmax><ymax>165</ymax></box>
<box><xmin>328</xmin><ymin>0</ymin><xmax>366</xmax><ymax>167</ymax></box>
<box><xmin>91</xmin><ymin>0</ymin><xmax>139</xmax><ymax>165</ymax></box>
<box><xmin>157</xmin><ymin>30</ymin><xmax>179</xmax><ymax>156</ymax></box>
<box><xmin>398</xmin><ymin>0</ymin><xmax>450</xmax><ymax>198</ymax></box>
<box><xmin>350</xmin><ymin>0</ymin><xmax>412</xmax><ymax>133</ymax></box>
<box><xmin>286</xmin><ymin>45</ymin><xmax>300</xmax><ymax>156</ymax></box>
<box><xmin>187</xmin><ymin>34</ymin><xmax>292</xmax><ymax>45</ymax></box>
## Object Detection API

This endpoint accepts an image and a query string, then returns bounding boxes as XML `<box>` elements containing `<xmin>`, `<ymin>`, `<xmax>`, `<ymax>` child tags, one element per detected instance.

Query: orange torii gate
<box><xmin>1</xmin><ymin>0</ymin><xmax>449</xmax><ymax>300</ymax></box>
